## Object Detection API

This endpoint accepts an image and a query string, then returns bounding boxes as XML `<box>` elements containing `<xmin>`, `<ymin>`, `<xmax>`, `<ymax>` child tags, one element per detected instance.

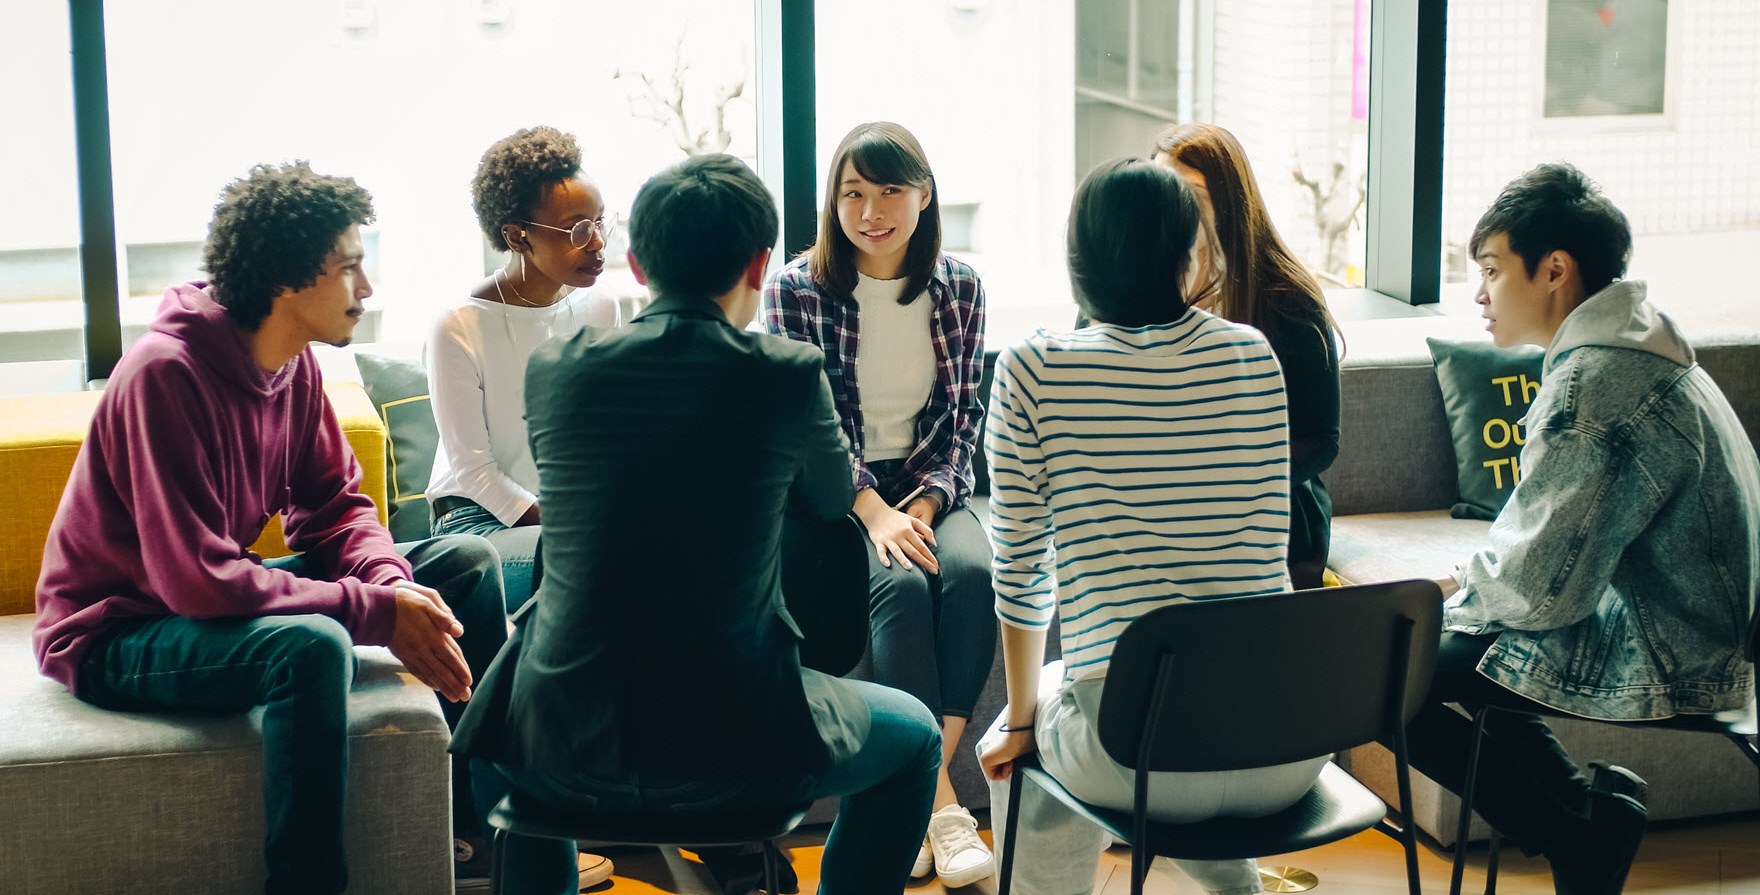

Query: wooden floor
<box><xmin>581</xmin><ymin>812</ymin><xmax>1760</xmax><ymax>895</ymax></box>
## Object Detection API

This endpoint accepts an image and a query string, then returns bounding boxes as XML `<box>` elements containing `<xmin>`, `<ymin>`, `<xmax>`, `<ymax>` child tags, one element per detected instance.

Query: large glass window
<box><xmin>816</xmin><ymin>1</ymin><xmax>1077</xmax><ymax>338</ymax></box>
<box><xmin>10</xmin><ymin>0</ymin><xmax>757</xmax><ymax>371</ymax></box>
<box><xmin>0</xmin><ymin>4</ymin><xmax>86</xmax><ymax>388</ymax></box>
<box><xmin>1441</xmin><ymin>0</ymin><xmax>1755</xmax><ymax>333</ymax></box>
<box><xmin>817</xmin><ymin>0</ymin><xmax>1371</xmax><ymax>342</ymax></box>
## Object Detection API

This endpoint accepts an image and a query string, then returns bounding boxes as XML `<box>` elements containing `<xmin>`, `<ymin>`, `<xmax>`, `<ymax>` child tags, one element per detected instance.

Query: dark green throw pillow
<box><xmin>1426</xmin><ymin>337</ymin><xmax>1545</xmax><ymax>521</ymax></box>
<box><xmin>354</xmin><ymin>353</ymin><xmax>439</xmax><ymax>542</ymax></box>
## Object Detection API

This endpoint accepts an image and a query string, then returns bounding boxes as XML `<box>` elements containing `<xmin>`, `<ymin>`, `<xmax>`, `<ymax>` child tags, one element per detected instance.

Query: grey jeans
<box><xmin>980</xmin><ymin>662</ymin><xmax>1327</xmax><ymax>895</ymax></box>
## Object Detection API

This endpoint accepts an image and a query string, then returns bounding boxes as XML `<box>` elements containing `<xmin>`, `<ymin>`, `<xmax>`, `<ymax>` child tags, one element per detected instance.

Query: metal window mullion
<box><xmin>1365</xmin><ymin>0</ymin><xmax>1447</xmax><ymax>305</ymax></box>
<box><xmin>68</xmin><ymin>0</ymin><xmax>122</xmax><ymax>381</ymax></box>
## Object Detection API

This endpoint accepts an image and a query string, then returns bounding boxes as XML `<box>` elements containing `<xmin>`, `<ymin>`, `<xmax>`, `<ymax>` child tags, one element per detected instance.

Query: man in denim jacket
<box><xmin>1403</xmin><ymin>164</ymin><xmax>1759</xmax><ymax>895</ymax></box>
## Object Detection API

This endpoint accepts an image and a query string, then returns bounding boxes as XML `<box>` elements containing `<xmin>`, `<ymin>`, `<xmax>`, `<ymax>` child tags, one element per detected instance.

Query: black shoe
<box><xmin>1588</xmin><ymin>762</ymin><xmax>1649</xmax><ymax>808</ymax></box>
<box><xmin>455</xmin><ymin>836</ymin><xmax>492</xmax><ymax>892</ymax></box>
<box><xmin>1548</xmin><ymin>790</ymin><xmax>1647</xmax><ymax>895</ymax></box>
<box><xmin>698</xmin><ymin>840</ymin><xmax>800</xmax><ymax>895</ymax></box>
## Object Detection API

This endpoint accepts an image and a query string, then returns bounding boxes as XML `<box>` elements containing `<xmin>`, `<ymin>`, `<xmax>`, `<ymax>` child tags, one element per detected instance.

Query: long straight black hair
<box><xmin>807</xmin><ymin>122</ymin><xmax>941</xmax><ymax>305</ymax></box>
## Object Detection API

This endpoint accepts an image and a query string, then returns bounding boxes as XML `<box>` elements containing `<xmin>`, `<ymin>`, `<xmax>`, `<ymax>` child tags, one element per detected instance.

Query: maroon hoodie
<box><xmin>34</xmin><ymin>283</ymin><xmax>409</xmax><ymax>692</ymax></box>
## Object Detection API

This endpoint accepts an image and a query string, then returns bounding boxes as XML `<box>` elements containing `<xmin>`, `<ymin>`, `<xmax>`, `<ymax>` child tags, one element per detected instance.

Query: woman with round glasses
<box><xmin>425</xmin><ymin>125</ymin><xmax>622</xmax><ymax>616</ymax></box>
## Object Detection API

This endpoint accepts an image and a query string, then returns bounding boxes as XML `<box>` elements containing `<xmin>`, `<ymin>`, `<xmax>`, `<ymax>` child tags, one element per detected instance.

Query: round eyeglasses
<box><xmin>521</xmin><ymin>216</ymin><xmax>616</xmax><ymax>248</ymax></box>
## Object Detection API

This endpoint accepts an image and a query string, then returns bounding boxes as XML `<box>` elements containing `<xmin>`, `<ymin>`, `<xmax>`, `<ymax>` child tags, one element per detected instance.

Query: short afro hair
<box><xmin>203</xmin><ymin>161</ymin><xmax>375</xmax><ymax>330</ymax></box>
<box><xmin>1469</xmin><ymin>163</ymin><xmax>1631</xmax><ymax>296</ymax></box>
<box><xmin>628</xmin><ymin>154</ymin><xmax>777</xmax><ymax>301</ymax></box>
<box><xmin>472</xmin><ymin>126</ymin><xmax>583</xmax><ymax>252</ymax></box>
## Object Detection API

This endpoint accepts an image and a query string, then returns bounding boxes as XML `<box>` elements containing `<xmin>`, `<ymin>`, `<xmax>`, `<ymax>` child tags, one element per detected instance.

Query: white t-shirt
<box><xmin>425</xmin><ymin>290</ymin><xmax>620</xmax><ymax>524</ymax></box>
<box><xmin>853</xmin><ymin>272</ymin><xmax>936</xmax><ymax>462</ymax></box>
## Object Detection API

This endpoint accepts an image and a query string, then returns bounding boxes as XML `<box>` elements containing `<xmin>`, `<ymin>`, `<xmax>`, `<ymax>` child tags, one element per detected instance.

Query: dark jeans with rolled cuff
<box><xmin>74</xmin><ymin>535</ymin><xmax>509</xmax><ymax>895</ymax></box>
<box><xmin>1384</xmin><ymin>631</ymin><xmax>1598</xmax><ymax>858</ymax></box>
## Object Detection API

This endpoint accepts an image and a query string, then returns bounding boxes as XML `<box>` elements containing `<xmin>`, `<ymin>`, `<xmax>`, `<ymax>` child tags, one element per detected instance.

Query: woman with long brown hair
<box><xmin>1152</xmin><ymin>123</ymin><xmax>1342</xmax><ymax>589</ymax></box>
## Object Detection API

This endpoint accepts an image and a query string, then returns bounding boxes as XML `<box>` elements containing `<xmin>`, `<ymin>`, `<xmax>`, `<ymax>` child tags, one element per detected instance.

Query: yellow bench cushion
<box><xmin>0</xmin><ymin>381</ymin><xmax>388</xmax><ymax>616</ymax></box>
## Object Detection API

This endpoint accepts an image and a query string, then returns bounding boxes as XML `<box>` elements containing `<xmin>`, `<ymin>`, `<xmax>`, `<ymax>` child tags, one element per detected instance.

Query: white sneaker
<box><xmin>926</xmin><ymin>804</ymin><xmax>996</xmax><ymax>888</ymax></box>
<box><xmin>911</xmin><ymin>837</ymin><xmax>935</xmax><ymax>877</ymax></box>
<box><xmin>575</xmin><ymin>852</ymin><xmax>614</xmax><ymax>889</ymax></box>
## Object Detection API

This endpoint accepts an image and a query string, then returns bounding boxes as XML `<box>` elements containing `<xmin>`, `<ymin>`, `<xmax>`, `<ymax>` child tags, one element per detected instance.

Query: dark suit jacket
<box><xmin>451</xmin><ymin>295</ymin><xmax>862</xmax><ymax>789</ymax></box>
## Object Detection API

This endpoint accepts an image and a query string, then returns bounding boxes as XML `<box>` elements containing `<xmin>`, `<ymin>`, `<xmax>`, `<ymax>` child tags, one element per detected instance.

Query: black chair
<box><xmin>486</xmin><ymin>515</ymin><xmax>873</xmax><ymax>893</ymax></box>
<box><xmin>487</xmin><ymin>793</ymin><xmax>807</xmax><ymax>894</ymax></box>
<box><xmin>1448</xmin><ymin>606</ymin><xmax>1760</xmax><ymax>895</ymax></box>
<box><xmin>996</xmin><ymin>579</ymin><xmax>1442</xmax><ymax>895</ymax></box>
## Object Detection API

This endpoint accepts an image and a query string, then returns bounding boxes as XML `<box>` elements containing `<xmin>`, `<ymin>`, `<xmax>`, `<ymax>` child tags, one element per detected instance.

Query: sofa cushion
<box><xmin>0</xmin><ymin>614</ymin><xmax>451</xmax><ymax>894</ymax></box>
<box><xmin>355</xmin><ymin>353</ymin><xmax>439</xmax><ymax>543</ymax></box>
<box><xmin>0</xmin><ymin>382</ymin><xmax>388</xmax><ymax>615</ymax></box>
<box><xmin>1331</xmin><ymin>330</ymin><xmax>1461</xmax><ymax>516</ymax></box>
<box><xmin>1328</xmin><ymin>510</ymin><xmax>1491</xmax><ymax>586</ymax></box>
<box><xmin>1426</xmin><ymin>337</ymin><xmax>1545</xmax><ymax>520</ymax></box>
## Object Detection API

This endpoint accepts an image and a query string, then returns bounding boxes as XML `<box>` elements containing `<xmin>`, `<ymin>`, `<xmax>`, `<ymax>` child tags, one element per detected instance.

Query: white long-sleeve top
<box><xmin>985</xmin><ymin>310</ymin><xmax>1292</xmax><ymax>683</ymax></box>
<box><xmin>425</xmin><ymin>291</ymin><xmax>620</xmax><ymax>525</ymax></box>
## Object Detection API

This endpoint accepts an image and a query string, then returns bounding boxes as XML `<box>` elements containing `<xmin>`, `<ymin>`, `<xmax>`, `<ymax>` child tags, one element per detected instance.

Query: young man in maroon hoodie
<box><xmin>30</xmin><ymin>162</ymin><xmax>545</xmax><ymax>895</ymax></box>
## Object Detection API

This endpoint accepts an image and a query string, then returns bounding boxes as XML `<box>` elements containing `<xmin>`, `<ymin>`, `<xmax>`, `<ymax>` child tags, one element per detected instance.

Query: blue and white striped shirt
<box><xmin>985</xmin><ymin>310</ymin><xmax>1292</xmax><ymax>681</ymax></box>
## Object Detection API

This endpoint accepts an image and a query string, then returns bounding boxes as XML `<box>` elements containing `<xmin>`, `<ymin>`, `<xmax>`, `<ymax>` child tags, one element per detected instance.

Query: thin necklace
<box><xmin>496</xmin><ymin>267</ymin><xmax>543</xmax><ymax>307</ymax></box>
<box><xmin>492</xmin><ymin>266</ymin><xmax>566</xmax><ymax>342</ymax></box>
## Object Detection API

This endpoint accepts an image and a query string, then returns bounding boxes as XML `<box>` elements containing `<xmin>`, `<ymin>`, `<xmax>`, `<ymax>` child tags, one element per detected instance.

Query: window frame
<box><xmin>58</xmin><ymin>0</ymin><xmax>1451</xmax><ymax>384</ymax></box>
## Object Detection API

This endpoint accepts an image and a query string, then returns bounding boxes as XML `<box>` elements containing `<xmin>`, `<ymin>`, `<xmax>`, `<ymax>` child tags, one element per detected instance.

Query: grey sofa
<box><xmin>1326</xmin><ymin>318</ymin><xmax>1760</xmax><ymax>845</ymax></box>
<box><xmin>0</xmin><ymin>614</ymin><xmax>454</xmax><ymax>894</ymax></box>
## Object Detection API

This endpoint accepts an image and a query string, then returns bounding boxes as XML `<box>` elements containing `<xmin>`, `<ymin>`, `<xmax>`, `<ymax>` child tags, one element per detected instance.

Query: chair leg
<box><xmin>1733</xmin><ymin>732</ymin><xmax>1760</xmax><ymax>810</ymax></box>
<box><xmin>490</xmin><ymin>827</ymin><xmax>508</xmax><ymax>895</ymax></box>
<box><xmin>1485</xmin><ymin>831</ymin><xmax>1502</xmax><ymax>895</ymax></box>
<box><xmin>762</xmin><ymin>840</ymin><xmax>779</xmax><ymax>895</ymax></box>
<box><xmin>999</xmin><ymin>770</ymin><xmax>1025</xmax><ymax>895</ymax></box>
<box><xmin>1450</xmin><ymin>706</ymin><xmax>1493</xmax><ymax>895</ymax></box>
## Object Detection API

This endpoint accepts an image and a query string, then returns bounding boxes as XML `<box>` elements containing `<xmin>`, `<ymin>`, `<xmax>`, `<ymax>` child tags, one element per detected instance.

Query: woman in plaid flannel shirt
<box><xmin>763</xmin><ymin>121</ymin><xmax>997</xmax><ymax>888</ymax></box>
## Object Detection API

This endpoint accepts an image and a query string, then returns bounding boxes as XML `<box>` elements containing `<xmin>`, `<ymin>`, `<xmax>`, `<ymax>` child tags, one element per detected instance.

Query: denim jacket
<box><xmin>1447</xmin><ymin>281</ymin><xmax>1759</xmax><ymax>720</ymax></box>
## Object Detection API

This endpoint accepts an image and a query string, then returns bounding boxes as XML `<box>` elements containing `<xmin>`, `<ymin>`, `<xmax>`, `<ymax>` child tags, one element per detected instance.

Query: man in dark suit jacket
<box><xmin>452</xmin><ymin>154</ymin><xmax>942</xmax><ymax>895</ymax></box>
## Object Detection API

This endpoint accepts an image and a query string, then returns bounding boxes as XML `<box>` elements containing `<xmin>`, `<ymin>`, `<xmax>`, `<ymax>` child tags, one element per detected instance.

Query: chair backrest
<box><xmin>781</xmin><ymin>514</ymin><xmax>872</xmax><ymax>677</ymax></box>
<box><xmin>1096</xmin><ymin>579</ymin><xmax>1442</xmax><ymax>773</ymax></box>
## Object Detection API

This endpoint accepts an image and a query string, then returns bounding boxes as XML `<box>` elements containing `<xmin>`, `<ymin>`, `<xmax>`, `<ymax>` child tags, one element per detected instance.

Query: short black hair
<box><xmin>203</xmin><ymin>161</ymin><xmax>374</xmax><ymax>330</ymax></box>
<box><xmin>472</xmin><ymin>126</ymin><xmax>583</xmax><ymax>252</ymax></box>
<box><xmin>1468</xmin><ymin>163</ymin><xmax>1631</xmax><ymax>296</ymax></box>
<box><xmin>628</xmin><ymin>154</ymin><xmax>778</xmax><ymax>300</ymax></box>
<box><xmin>1068</xmin><ymin>158</ymin><xmax>1201</xmax><ymax>328</ymax></box>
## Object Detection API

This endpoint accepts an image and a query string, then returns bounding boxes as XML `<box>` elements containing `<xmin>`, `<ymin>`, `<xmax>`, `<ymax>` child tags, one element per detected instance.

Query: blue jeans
<box><xmin>433</xmin><ymin>500</ymin><xmax>541</xmax><ymax>613</ymax></box>
<box><xmin>74</xmin><ymin>535</ymin><xmax>509</xmax><ymax>895</ymax></box>
<box><xmin>474</xmin><ymin>677</ymin><xmax>942</xmax><ymax>895</ymax></box>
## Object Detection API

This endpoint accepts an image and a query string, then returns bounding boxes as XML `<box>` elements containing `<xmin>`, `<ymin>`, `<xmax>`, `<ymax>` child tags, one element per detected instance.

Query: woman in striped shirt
<box><xmin>977</xmin><ymin>159</ymin><xmax>1325</xmax><ymax>895</ymax></box>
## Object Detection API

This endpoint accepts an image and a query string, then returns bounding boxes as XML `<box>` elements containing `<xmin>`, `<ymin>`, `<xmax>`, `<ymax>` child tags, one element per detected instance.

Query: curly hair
<box><xmin>472</xmin><ymin>126</ymin><xmax>583</xmax><ymax>252</ymax></box>
<box><xmin>203</xmin><ymin>161</ymin><xmax>375</xmax><ymax>330</ymax></box>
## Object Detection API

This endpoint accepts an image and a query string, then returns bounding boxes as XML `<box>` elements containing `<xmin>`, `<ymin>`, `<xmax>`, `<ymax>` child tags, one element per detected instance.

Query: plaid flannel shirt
<box><xmin>763</xmin><ymin>253</ymin><xmax>986</xmax><ymax>508</ymax></box>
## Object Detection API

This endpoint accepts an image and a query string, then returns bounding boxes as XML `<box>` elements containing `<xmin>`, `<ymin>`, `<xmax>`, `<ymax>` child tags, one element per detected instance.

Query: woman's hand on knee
<box><xmin>863</xmin><ymin>508</ymin><xmax>939</xmax><ymax>574</ymax></box>
<box><xmin>854</xmin><ymin>490</ymin><xmax>939</xmax><ymax>574</ymax></box>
